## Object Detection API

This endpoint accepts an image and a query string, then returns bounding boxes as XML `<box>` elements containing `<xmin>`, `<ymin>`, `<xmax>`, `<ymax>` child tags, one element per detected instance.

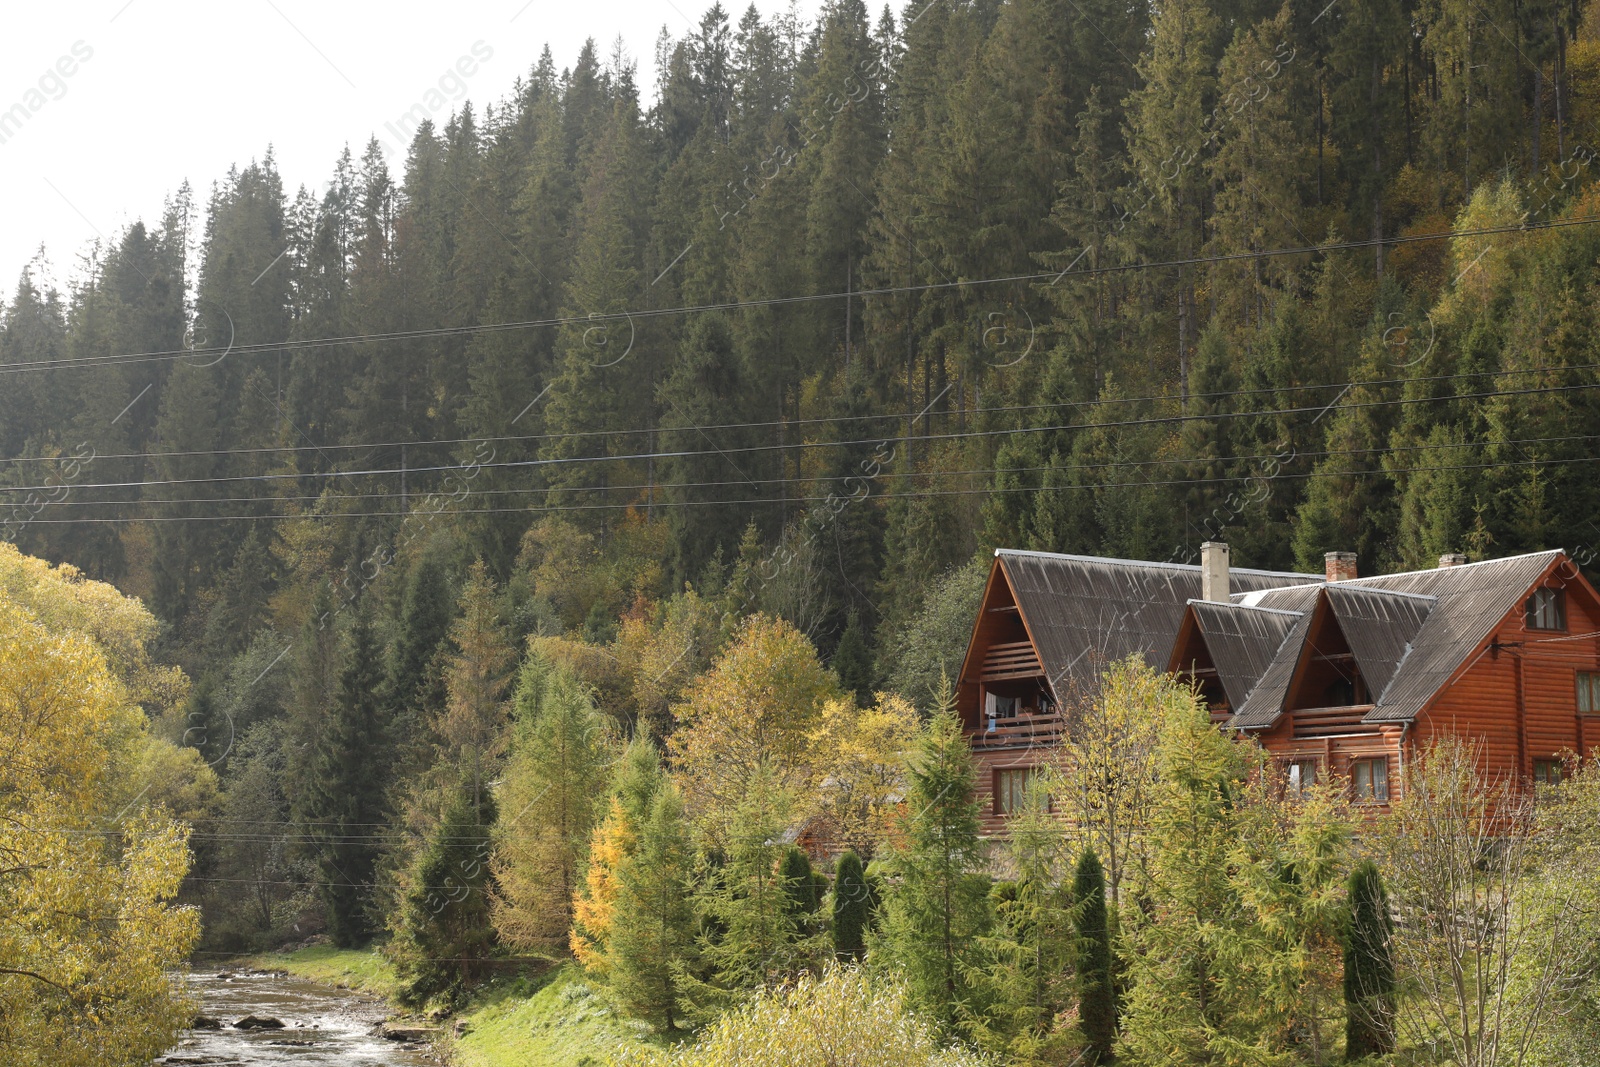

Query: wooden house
<box><xmin>957</xmin><ymin>544</ymin><xmax>1600</xmax><ymax>833</ymax></box>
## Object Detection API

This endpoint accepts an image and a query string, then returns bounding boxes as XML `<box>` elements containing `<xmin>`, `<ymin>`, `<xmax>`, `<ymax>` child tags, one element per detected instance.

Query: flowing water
<box><xmin>156</xmin><ymin>969</ymin><xmax>439</xmax><ymax>1066</ymax></box>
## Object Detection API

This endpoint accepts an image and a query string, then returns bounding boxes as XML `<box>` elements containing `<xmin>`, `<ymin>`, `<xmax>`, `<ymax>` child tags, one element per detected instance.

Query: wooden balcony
<box><xmin>1290</xmin><ymin>704</ymin><xmax>1378</xmax><ymax>739</ymax></box>
<box><xmin>979</xmin><ymin>639</ymin><xmax>1043</xmax><ymax>681</ymax></box>
<box><xmin>972</xmin><ymin>709</ymin><xmax>1065</xmax><ymax>749</ymax></box>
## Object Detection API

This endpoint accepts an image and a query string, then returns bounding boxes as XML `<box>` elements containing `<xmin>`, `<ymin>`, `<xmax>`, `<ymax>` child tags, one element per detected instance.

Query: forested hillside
<box><xmin>3</xmin><ymin>0</ymin><xmax>1600</xmax><ymax>1023</ymax></box>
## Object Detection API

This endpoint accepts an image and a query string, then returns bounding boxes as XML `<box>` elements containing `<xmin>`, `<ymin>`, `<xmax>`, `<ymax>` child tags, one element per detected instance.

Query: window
<box><xmin>1526</xmin><ymin>588</ymin><xmax>1567</xmax><ymax>631</ymax></box>
<box><xmin>1579</xmin><ymin>672</ymin><xmax>1600</xmax><ymax>714</ymax></box>
<box><xmin>1286</xmin><ymin>759</ymin><xmax>1318</xmax><ymax>799</ymax></box>
<box><xmin>1533</xmin><ymin>759</ymin><xmax>1564</xmax><ymax>786</ymax></box>
<box><xmin>995</xmin><ymin>767</ymin><xmax>1038</xmax><ymax>815</ymax></box>
<box><xmin>1351</xmin><ymin>758</ymin><xmax>1389</xmax><ymax>803</ymax></box>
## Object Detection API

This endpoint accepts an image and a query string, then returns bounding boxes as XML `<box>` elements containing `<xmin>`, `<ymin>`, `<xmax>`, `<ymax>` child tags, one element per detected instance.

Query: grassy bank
<box><xmin>239</xmin><ymin>946</ymin><xmax>666</xmax><ymax>1066</ymax></box>
<box><xmin>450</xmin><ymin>963</ymin><xmax>671</xmax><ymax>1067</ymax></box>
<box><xmin>243</xmin><ymin>943</ymin><xmax>402</xmax><ymax>999</ymax></box>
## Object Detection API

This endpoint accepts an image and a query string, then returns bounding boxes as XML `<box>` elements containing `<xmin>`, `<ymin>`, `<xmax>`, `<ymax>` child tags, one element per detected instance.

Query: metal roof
<box><xmin>1228</xmin><ymin>550</ymin><xmax>1562</xmax><ymax>729</ymax></box>
<box><xmin>996</xmin><ymin>550</ymin><xmax>1318</xmax><ymax>693</ymax></box>
<box><xmin>1346</xmin><ymin>550</ymin><xmax>1562</xmax><ymax>723</ymax></box>
<box><xmin>1324</xmin><ymin>585</ymin><xmax>1436</xmax><ymax>701</ymax></box>
<box><xmin>1227</xmin><ymin>585</ymin><xmax>1323</xmax><ymax>728</ymax></box>
<box><xmin>1185</xmin><ymin>601</ymin><xmax>1303</xmax><ymax>711</ymax></box>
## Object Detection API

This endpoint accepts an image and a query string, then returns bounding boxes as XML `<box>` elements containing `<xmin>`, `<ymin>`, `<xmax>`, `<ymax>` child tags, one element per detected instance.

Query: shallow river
<box><xmin>155</xmin><ymin>970</ymin><xmax>438</xmax><ymax>1066</ymax></box>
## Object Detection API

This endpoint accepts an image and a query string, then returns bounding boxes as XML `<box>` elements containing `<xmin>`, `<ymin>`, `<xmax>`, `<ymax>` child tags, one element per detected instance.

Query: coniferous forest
<box><xmin>5</xmin><ymin>0</ymin><xmax>1600</xmax><ymax>1062</ymax></box>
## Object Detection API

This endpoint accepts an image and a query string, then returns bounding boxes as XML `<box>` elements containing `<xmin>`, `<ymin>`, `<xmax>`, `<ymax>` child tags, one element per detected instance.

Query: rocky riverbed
<box><xmin>155</xmin><ymin>969</ymin><xmax>442</xmax><ymax>1066</ymax></box>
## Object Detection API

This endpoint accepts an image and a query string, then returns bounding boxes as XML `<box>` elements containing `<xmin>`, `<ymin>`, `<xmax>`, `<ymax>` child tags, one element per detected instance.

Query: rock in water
<box><xmin>189</xmin><ymin>1015</ymin><xmax>222</xmax><ymax>1029</ymax></box>
<box><xmin>234</xmin><ymin>1014</ymin><xmax>287</xmax><ymax>1029</ymax></box>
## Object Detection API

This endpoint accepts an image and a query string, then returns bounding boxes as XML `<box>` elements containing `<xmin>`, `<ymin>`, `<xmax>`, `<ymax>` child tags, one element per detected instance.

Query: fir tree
<box><xmin>1074</xmin><ymin>848</ymin><xmax>1117</xmax><ymax>1064</ymax></box>
<box><xmin>875</xmin><ymin>694</ymin><xmax>992</xmax><ymax>1034</ymax></box>
<box><xmin>392</xmin><ymin>775</ymin><xmax>498</xmax><ymax>1006</ymax></box>
<box><xmin>571</xmin><ymin>737</ymin><xmax>666</xmax><ymax>972</ymax></box>
<box><xmin>831</xmin><ymin>850</ymin><xmax>870</xmax><ymax>962</ymax></box>
<box><xmin>609</xmin><ymin>781</ymin><xmax>697</xmax><ymax>1032</ymax></box>
<box><xmin>1343</xmin><ymin>860</ymin><xmax>1396</xmax><ymax>1060</ymax></box>
<box><xmin>970</xmin><ymin>777</ymin><xmax>1077</xmax><ymax>1063</ymax></box>
<box><xmin>303</xmin><ymin>608</ymin><xmax>386</xmax><ymax>946</ymax></box>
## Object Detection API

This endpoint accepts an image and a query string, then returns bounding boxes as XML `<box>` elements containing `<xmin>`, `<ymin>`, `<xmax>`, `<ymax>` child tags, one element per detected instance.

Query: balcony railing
<box><xmin>973</xmin><ymin>708</ymin><xmax>1065</xmax><ymax>748</ymax></box>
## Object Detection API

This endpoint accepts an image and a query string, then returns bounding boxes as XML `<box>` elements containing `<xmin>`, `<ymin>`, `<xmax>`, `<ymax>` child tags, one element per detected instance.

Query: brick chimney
<box><xmin>1201</xmin><ymin>541</ymin><xmax>1230</xmax><ymax>602</ymax></box>
<box><xmin>1324</xmin><ymin>551</ymin><xmax>1357</xmax><ymax>583</ymax></box>
<box><xmin>1438</xmin><ymin>552</ymin><xmax>1467</xmax><ymax>568</ymax></box>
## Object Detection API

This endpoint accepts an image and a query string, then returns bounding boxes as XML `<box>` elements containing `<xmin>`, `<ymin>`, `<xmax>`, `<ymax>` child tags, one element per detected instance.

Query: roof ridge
<box><xmin>995</xmin><ymin>547</ymin><xmax>1320</xmax><ymax>580</ymax></box>
<box><xmin>1325</xmin><ymin>585</ymin><xmax>1439</xmax><ymax>603</ymax></box>
<box><xmin>1342</xmin><ymin>548</ymin><xmax>1563</xmax><ymax>584</ymax></box>
<box><xmin>1186</xmin><ymin>599</ymin><xmax>1304</xmax><ymax>617</ymax></box>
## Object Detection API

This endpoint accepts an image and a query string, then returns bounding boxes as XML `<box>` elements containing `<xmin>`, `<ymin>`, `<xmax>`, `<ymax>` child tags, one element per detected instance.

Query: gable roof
<box><xmin>1324</xmin><ymin>585</ymin><xmax>1436</xmax><ymax>700</ymax></box>
<box><xmin>996</xmin><ymin>550</ymin><xmax>1318</xmax><ymax>695</ymax></box>
<box><xmin>1226</xmin><ymin>584</ymin><xmax>1323</xmax><ymax>727</ymax></box>
<box><xmin>1344</xmin><ymin>550</ymin><xmax>1563</xmax><ymax>723</ymax></box>
<box><xmin>1230</xmin><ymin>550</ymin><xmax>1565</xmax><ymax>729</ymax></box>
<box><xmin>1176</xmin><ymin>600</ymin><xmax>1303</xmax><ymax>711</ymax></box>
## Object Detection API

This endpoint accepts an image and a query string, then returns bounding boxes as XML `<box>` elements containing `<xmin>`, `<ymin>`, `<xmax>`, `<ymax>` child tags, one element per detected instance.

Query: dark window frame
<box><xmin>994</xmin><ymin>766</ymin><xmax>1039</xmax><ymax>816</ymax></box>
<box><xmin>1532</xmin><ymin>758</ymin><xmax>1564</xmax><ymax>786</ymax></box>
<box><xmin>1577</xmin><ymin>671</ymin><xmax>1600</xmax><ymax>715</ymax></box>
<box><xmin>1526</xmin><ymin>588</ymin><xmax>1567</xmax><ymax>631</ymax></box>
<box><xmin>1351</xmin><ymin>757</ymin><xmax>1390</xmax><ymax>803</ymax></box>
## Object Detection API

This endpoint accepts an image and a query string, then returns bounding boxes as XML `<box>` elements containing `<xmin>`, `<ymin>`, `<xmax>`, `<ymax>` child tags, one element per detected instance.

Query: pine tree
<box><xmin>832</xmin><ymin>849</ymin><xmax>870</xmax><ymax>962</ymax></box>
<box><xmin>491</xmin><ymin>653</ymin><xmax>613</xmax><ymax>952</ymax></box>
<box><xmin>303</xmin><ymin>608</ymin><xmax>386</xmax><ymax>946</ymax></box>
<box><xmin>608</xmin><ymin>780</ymin><xmax>697</xmax><ymax>1032</ymax></box>
<box><xmin>1343</xmin><ymin>860</ymin><xmax>1396</xmax><ymax>1059</ymax></box>
<box><xmin>831</xmin><ymin>609</ymin><xmax>874</xmax><ymax>703</ymax></box>
<box><xmin>386</xmin><ymin>549</ymin><xmax>454</xmax><ymax>769</ymax></box>
<box><xmin>875</xmin><ymin>695</ymin><xmax>992</xmax><ymax>1033</ymax></box>
<box><xmin>1074</xmin><ymin>848</ymin><xmax>1117</xmax><ymax>1064</ymax></box>
<box><xmin>392</xmin><ymin>774</ymin><xmax>498</xmax><ymax>1006</ymax></box>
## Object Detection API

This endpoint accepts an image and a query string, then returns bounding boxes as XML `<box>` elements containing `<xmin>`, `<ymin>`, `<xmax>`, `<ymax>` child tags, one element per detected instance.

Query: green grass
<box><xmin>449</xmin><ymin>962</ymin><xmax>676</xmax><ymax>1067</ymax></box>
<box><xmin>243</xmin><ymin>944</ymin><xmax>402</xmax><ymax>1000</ymax></box>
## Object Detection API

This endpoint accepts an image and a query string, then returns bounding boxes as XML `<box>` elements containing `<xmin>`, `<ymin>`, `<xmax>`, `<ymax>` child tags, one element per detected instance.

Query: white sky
<box><xmin>1</xmin><ymin>0</ymin><xmax>813</xmax><ymax>297</ymax></box>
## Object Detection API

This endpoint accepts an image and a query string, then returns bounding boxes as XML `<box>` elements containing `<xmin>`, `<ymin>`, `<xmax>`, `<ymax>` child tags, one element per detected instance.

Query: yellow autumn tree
<box><xmin>570</xmin><ymin>798</ymin><xmax>635</xmax><ymax>973</ymax></box>
<box><xmin>668</xmin><ymin>614</ymin><xmax>839</xmax><ymax>845</ymax></box>
<box><xmin>570</xmin><ymin>737</ymin><xmax>667</xmax><ymax>973</ymax></box>
<box><xmin>811</xmin><ymin>692</ymin><xmax>920</xmax><ymax>858</ymax></box>
<box><xmin>0</xmin><ymin>544</ymin><xmax>201</xmax><ymax>1067</ymax></box>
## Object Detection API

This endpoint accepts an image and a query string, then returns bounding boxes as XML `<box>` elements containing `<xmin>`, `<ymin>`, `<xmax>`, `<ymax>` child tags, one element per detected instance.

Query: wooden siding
<box><xmin>1416</xmin><ymin>575</ymin><xmax>1600</xmax><ymax>780</ymax></box>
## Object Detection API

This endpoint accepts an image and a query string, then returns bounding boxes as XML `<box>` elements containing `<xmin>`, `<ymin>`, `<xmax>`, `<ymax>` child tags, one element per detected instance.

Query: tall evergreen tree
<box><xmin>303</xmin><ymin>607</ymin><xmax>386</xmax><ymax>946</ymax></box>
<box><xmin>1343</xmin><ymin>860</ymin><xmax>1396</xmax><ymax>1060</ymax></box>
<box><xmin>608</xmin><ymin>780</ymin><xmax>697</xmax><ymax>1032</ymax></box>
<box><xmin>1074</xmin><ymin>848</ymin><xmax>1117</xmax><ymax>1064</ymax></box>
<box><xmin>391</xmin><ymin>774</ymin><xmax>498</xmax><ymax>1005</ymax></box>
<box><xmin>875</xmin><ymin>696</ymin><xmax>992</xmax><ymax>1034</ymax></box>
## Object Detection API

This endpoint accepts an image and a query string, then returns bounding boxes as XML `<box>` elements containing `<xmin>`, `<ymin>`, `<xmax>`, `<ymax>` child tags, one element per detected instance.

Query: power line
<box><xmin>27</xmin><ymin>431</ymin><xmax>1600</xmax><ymax>511</ymax></box>
<box><xmin>3</xmin><ymin>214</ymin><xmax>1597</xmax><ymax>376</ymax></box>
<box><xmin>5</xmin><ymin>358</ymin><xmax>1596</xmax><ymax>469</ymax></box>
<box><xmin>3</xmin><ymin>378</ymin><xmax>1596</xmax><ymax>498</ymax></box>
<box><xmin>18</xmin><ymin>451</ymin><xmax>1600</xmax><ymax>525</ymax></box>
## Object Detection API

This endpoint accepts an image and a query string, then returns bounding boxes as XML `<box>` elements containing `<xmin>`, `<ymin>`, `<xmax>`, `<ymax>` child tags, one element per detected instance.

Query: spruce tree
<box><xmin>832</xmin><ymin>850</ymin><xmax>870</xmax><ymax>962</ymax></box>
<box><xmin>303</xmin><ymin>608</ymin><xmax>386</xmax><ymax>946</ymax></box>
<box><xmin>876</xmin><ymin>697</ymin><xmax>992</xmax><ymax>1033</ymax></box>
<box><xmin>609</xmin><ymin>781</ymin><xmax>697</xmax><ymax>1032</ymax></box>
<box><xmin>971</xmin><ymin>778</ymin><xmax>1076</xmax><ymax>1062</ymax></box>
<box><xmin>1074</xmin><ymin>848</ymin><xmax>1117</xmax><ymax>1064</ymax></box>
<box><xmin>392</xmin><ymin>775</ymin><xmax>498</xmax><ymax>1006</ymax></box>
<box><xmin>1343</xmin><ymin>860</ymin><xmax>1396</xmax><ymax>1060</ymax></box>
